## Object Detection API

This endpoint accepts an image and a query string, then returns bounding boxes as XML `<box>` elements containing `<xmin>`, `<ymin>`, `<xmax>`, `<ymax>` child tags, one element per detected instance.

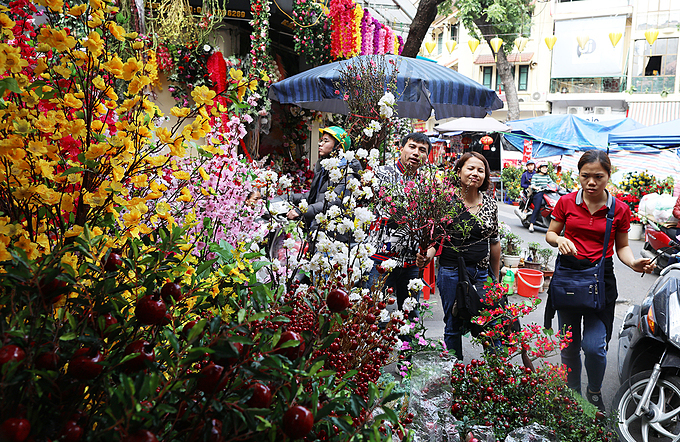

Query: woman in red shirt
<box><xmin>544</xmin><ymin>150</ymin><xmax>654</xmax><ymax>412</ymax></box>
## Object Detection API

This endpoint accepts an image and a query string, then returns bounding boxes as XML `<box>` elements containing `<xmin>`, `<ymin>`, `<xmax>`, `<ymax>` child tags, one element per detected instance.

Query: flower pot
<box><xmin>523</xmin><ymin>261</ymin><xmax>542</xmax><ymax>270</ymax></box>
<box><xmin>629</xmin><ymin>223</ymin><xmax>643</xmax><ymax>241</ymax></box>
<box><xmin>503</xmin><ymin>255</ymin><xmax>521</xmax><ymax>267</ymax></box>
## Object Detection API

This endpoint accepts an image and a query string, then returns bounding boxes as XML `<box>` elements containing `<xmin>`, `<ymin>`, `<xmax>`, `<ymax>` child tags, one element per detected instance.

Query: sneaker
<box><xmin>528</xmin><ymin>225</ymin><xmax>535</xmax><ymax>233</ymax></box>
<box><xmin>586</xmin><ymin>389</ymin><xmax>606</xmax><ymax>412</ymax></box>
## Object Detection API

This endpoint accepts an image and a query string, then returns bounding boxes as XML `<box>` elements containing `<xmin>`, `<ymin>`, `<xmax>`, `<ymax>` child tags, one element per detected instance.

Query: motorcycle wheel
<box><xmin>613</xmin><ymin>370</ymin><xmax>680</xmax><ymax>442</ymax></box>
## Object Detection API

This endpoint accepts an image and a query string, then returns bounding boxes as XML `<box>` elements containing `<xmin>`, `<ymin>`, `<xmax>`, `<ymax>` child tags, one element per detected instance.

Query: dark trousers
<box><xmin>529</xmin><ymin>191</ymin><xmax>545</xmax><ymax>224</ymax></box>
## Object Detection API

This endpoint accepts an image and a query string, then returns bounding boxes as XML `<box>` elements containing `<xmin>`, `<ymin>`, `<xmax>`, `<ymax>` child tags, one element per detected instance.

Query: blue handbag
<box><xmin>549</xmin><ymin>200</ymin><xmax>616</xmax><ymax>312</ymax></box>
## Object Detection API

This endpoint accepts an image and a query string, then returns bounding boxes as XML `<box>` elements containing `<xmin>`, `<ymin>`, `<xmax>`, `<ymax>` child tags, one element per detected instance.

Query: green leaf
<box><xmin>59</xmin><ymin>332</ymin><xmax>77</xmax><ymax>341</ymax></box>
<box><xmin>309</xmin><ymin>360</ymin><xmax>325</xmax><ymax>376</ymax></box>
<box><xmin>163</xmin><ymin>328</ymin><xmax>180</xmax><ymax>354</ymax></box>
<box><xmin>195</xmin><ymin>258</ymin><xmax>218</xmax><ymax>277</ymax></box>
<box><xmin>186</xmin><ymin>319</ymin><xmax>207</xmax><ymax>342</ymax></box>
<box><xmin>0</xmin><ymin>78</ymin><xmax>20</xmax><ymax>95</ymax></box>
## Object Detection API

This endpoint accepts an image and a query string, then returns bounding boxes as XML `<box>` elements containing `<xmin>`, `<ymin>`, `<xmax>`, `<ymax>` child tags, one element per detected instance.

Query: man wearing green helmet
<box><xmin>287</xmin><ymin>126</ymin><xmax>361</xmax><ymax>235</ymax></box>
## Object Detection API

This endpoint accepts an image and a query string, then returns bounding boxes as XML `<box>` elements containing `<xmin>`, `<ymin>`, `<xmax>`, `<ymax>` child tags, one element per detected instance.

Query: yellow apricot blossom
<box><xmin>82</xmin><ymin>31</ymin><xmax>104</xmax><ymax>57</ymax></box>
<box><xmin>37</xmin><ymin>27</ymin><xmax>76</xmax><ymax>52</ymax></box>
<box><xmin>191</xmin><ymin>86</ymin><xmax>216</xmax><ymax>107</ymax></box>
<box><xmin>43</xmin><ymin>0</ymin><xmax>64</xmax><ymax>13</ymax></box>
<box><xmin>68</xmin><ymin>4</ymin><xmax>87</xmax><ymax>16</ymax></box>
<box><xmin>122</xmin><ymin>209</ymin><xmax>141</xmax><ymax>227</ymax></box>
<box><xmin>171</xmin><ymin>107</ymin><xmax>190</xmax><ymax>118</ymax></box>
<box><xmin>107</xmin><ymin>22</ymin><xmax>125</xmax><ymax>40</ymax></box>
<box><xmin>62</xmin><ymin>93</ymin><xmax>83</xmax><ymax>108</ymax></box>
<box><xmin>0</xmin><ymin>13</ymin><xmax>15</xmax><ymax>30</ymax></box>
<box><xmin>177</xmin><ymin>187</ymin><xmax>192</xmax><ymax>202</ymax></box>
<box><xmin>0</xmin><ymin>242</ymin><xmax>11</xmax><ymax>262</ymax></box>
<box><xmin>102</xmin><ymin>55</ymin><xmax>123</xmax><ymax>77</ymax></box>
<box><xmin>173</xmin><ymin>171</ymin><xmax>191</xmax><ymax>181</ymax></box>
<box><xmin>121</xmin><ymin>58</ymin><xmax>141</xmax><ymax>81</ymax></box>
<box><xmin>15</xmin><ymin>236</ymin><xmax>39</xmax><ymax>260</ymax></box>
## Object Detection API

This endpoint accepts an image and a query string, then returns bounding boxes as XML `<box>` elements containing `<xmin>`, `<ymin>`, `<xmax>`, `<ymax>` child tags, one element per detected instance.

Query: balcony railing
<box><xmin>630</xmin><ymin>76</ymin><xmax>676</xmax><ymax>94</ymax></box>
<box><xmin>550</xmin><ymin>77</ymin><xmax>627</xmax><ymax>94</ymax></box>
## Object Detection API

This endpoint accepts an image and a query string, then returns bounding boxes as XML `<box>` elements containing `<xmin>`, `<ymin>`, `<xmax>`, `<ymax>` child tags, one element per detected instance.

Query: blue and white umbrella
<box><xmin>268</xmin><ymin>55</ymin><xmax>503</xmax><ymax>121</ymax></box>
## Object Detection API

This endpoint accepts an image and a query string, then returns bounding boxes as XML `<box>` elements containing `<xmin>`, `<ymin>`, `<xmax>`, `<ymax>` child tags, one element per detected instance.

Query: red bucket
<box><xmin>516</xmin><ymin>268</ymin><xmax>544</xmax><ymax>298</ymax></box>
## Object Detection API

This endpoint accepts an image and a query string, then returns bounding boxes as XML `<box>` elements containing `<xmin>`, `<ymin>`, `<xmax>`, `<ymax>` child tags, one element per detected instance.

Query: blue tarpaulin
<box><xmin>504</xmin><ymin>114</ymin><xmax>649</xmax><ymax>158</ymax></box>
<box><xmin>608</xmin><ymin>118</ymin><xmax>680</xmax><ymax>147</ymax></box>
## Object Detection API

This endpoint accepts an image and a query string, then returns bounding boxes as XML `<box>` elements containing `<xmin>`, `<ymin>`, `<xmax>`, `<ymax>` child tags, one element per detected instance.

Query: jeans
<box><xmin>558</xmin><ymin>309</ymin><xmax>607</xmax><ymax>395</ymax></box>
<box><xmin>366</xmin><ymin>259</ymin><xmax>421</xmax><ymax>320</ymax></box>
<box><xmin>529</xmin><ymin>191</ymin><xmax>545</xmax><ymax>224</ymax></box>
<box><xmin>437</xmin><ymin>265</ymin><xmax>488</xmax><ymax>360</ymax></box>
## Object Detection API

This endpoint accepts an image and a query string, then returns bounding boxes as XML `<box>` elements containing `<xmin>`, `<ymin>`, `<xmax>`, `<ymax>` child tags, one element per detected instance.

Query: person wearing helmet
<box><xmin>519</xmin><ymin>160</ymin><xmax>536</xmax><ymax>214</ymax></box>
<box><xmin>528</xmin><ymin>161</ymin><xmax>556</xmax><ymax>232</ymax></box>
<box><xmin>287</xmin><ymin>126</ymin><xmax>361</xmax><ymax>232</ymax></box>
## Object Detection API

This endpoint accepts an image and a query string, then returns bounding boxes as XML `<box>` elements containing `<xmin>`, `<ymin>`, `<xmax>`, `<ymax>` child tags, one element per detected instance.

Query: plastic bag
<box><xmin>639</xmin><ymin>193</ymin><xmax>661</xmax><ymax>219</ymax></box>
<box><xmin>407</xmin><ymin>352</ymin><xmax>456</xmax><ymax>442</ymax></box>
<box><xmin>504</xmin><ymin>423</ymin><xmax>557</xmax><ymax>442</ymax></box>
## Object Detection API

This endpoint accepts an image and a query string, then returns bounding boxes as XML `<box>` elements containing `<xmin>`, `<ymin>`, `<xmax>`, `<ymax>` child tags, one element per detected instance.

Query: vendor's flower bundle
<box><xmin>616</xmin><ymin>171</ymin><xmax>674</xmax><ymax>223</ymax></box>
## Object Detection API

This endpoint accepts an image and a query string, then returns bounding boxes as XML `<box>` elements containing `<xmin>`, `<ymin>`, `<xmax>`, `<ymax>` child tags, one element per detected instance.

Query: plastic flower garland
<box><xmin>329</xmin><ymin>0</ymin><xmax>357</xmax><ymax>58</ymax></box>
<box><xmin>292</xmin><ymin>0</ymin><xmax>332</xmax><ymax>67</ymax></box>
<box><xmin>249</xmin><ymin>0</ymin><xmax>277</xmax><ymax>85</ymax></box>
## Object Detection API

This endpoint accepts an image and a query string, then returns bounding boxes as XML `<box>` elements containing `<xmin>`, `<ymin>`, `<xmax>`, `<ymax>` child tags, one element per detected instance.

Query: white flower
<box><xmin>336</xmin><ymin>218</ymin><xmax>355</xmax><ymax>235</ymax></box>
<box><xmin>379</xmin><ymin>105</ymin><xmax>394</xmax><ymax>119</ymax></box>
<box><xmin>341</xmin><ymin>150</ymin><xmax>355</xmax><ymax>162</ymax></box>
<box><xmin>283</xmin><ymin>237</ymin><xmax>296</xmax><ymax>249</ymax></box>
<box><xmin>353</xmin><ymin>229</ymin><xmax>367</xmax><ymax>243</ymax></box>
<box><xmin>326</xmin><ymin>205</ymin><xmax>341</xmax><ymax>219</ymax></box>
<box><xmin>349</xmin><ymin>290</ymin><xmax>362</xmax><ymax>302</ymax></box>
<box><xmin>324</xmin><ymin>189</ymin><xmax>337</xmax><ymax>201</ymax></box>
<box><xmin>315</xmin><ymin>212</ymin><xmax>328</xmax><ymax>224</ymax></box>
<box><xmin>295</xmin><ymin>284</ymin><xmax>309</xmax><ymax>295</ymax></box>
<box><xmin>278</xmin><ymin>175</ymin><xmax>292</xmax><ymax>189</ymax></box>
<box><xmin>354</xmin><ymin>207</ymin><xmax>375</xmax><ymax>225</ymax></box>
<box><xmin>329</xmin><ymin>168</ymin><xmax>343</xmax><ymax>183</ymax></box>
<box><xmin>379</xmin><ymin>309</ymin><xmax>391</xmax><ymax>322</ymax></box>
<box><xmin>298</xmin><ymin>199</ymin><xmax>308</xmax><ymax>212</ymax></box>
<box><xmin>262</xmin><ymin>170</ymin><xmax>278</xmax><ymax>182</ymax></box>
<box><xmin>391</xmin><ymin>310</ymin><xmax>404</xmax><ymax>321</ymax></box>
<box><xmin>379</xmin><ymin>92</ymin><xmax>396</xmax><ymax>107</ymax></box>
<box><xmin>356</xmin><ymin>148</ymin><xmax>369</xmax><ymax>159</ymax></box>
<box><xmin>320</xmin><ymin>157</ymin><xmax>340</xmax><ymax>171</ymax></box>
<box><xmin>407</xmin><ymin>278</ymin><xmax>425</xmax><ymax>292</ymax></box>
<box><xmin>403</xmin><ymin>296</ymin><xmax>418</xmax><ymax>312</ymax></box>
<box><xmin>399</xmin><ymin>323</ymin><xmax>411</xmax><ymax>334</ymax></box>
<box><xmin>203</xmin><ymin>44</ymin><xmax>212</xmax><ymax>52</ymax></box>
<box><xmin>363</xmin><ymin>186</ymin><xmax>374</xmax><ymax>200</ymax></box>
<box><xmin>381</xmin><ymin>259</ymin><xmax>399</xmax><ymax>271</ymax></box>
<box><xmin>361</xmin><ymin>170</ymin><xmax>374</xmax><ymax>183</ymax></box>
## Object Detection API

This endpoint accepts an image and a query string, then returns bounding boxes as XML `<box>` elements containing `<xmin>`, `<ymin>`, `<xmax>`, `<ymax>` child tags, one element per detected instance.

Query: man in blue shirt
<box><xmin>519</xmin><ymin>160</ymin><xmax>535</xmax><ymax>214</ymax></box>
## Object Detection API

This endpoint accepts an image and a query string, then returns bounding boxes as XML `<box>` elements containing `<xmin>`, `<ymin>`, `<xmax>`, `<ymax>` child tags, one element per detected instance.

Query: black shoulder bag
<box><xmin>454</xmin><ymin>256</ymin><xmax>499</xmax><ymax>337</ymax></box>
<box><xmin>549</xmin><ymin>200</ymin><xmax>616</xmax><ymax>312</ymax></box>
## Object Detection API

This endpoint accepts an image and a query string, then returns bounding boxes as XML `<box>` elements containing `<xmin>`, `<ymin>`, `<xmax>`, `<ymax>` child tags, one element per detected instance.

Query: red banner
<box><xmin>522</xmin><ymin>139</ymin><xmax>533</xmax><ymax>163</ymax></box>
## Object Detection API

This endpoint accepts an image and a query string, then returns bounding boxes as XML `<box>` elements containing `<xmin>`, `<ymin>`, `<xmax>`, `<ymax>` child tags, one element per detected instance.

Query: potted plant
<box><xmin>524</xmin><ymin>242</ymin><xmax>543</xmax><ymax>270</ymax></box>
<box><xmin>500</xmin><ymin>223</ymin><xmax>523</xmax><ymax>267</ymax></box>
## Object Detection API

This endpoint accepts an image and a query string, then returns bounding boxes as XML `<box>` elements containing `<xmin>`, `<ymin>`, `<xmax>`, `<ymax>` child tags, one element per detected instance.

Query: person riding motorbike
<box><xmin>519</xmin><ymin>160</ymin><xmax>536</xmax><ymax>214</ymax></box>
<box><xmin>528</xmin><ymin>162</ymin><xmax>556</xmax><ymax>233</ymax></box>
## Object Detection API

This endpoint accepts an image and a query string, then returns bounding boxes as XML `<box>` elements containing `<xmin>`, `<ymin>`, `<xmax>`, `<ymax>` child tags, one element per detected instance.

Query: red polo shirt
<box><xmin>552</xmin><ymin>190</ymin><xmax>631</xmax><ymax>261</ymax></box>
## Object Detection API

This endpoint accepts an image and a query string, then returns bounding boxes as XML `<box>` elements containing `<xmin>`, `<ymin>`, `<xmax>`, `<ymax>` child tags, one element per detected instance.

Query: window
<box><xmin>437</xmin><ymin>32</ymin><xmax>443</xmax><ymax>54</ymax></box>
<box><xmin>631</xmin><ymin>37</ymin><xmax>678</xmax><ymax>93</ymax></box>
<box><xmin>495</xmin><ymin>67</ymin><xmax>515</xmax><ymax>92</ymax></box>
<box><xmin>482</xmin><ymin>66</ymin><xmax>493</xmax><ymax>89</ymax></box>
<box><xmin>518</xmin><ymin>65</ymin><xmax>529</xmax><ymax>91</ymax></box>
<box><xmin>450</xmin><ymin>23</ymin><xmax>459</xmax><ymax>41</ymax></box>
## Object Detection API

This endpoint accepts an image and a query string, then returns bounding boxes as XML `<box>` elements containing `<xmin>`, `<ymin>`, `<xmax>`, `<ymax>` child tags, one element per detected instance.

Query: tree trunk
<box><xmin>496</xmin><ymin>50</ymin><xmax>520</xmax><ymax>121</ymax></box>
<box><xmin>401</xmin><ymin>0</ymin><xmax>446</xmax><ymax>58</ymax></box>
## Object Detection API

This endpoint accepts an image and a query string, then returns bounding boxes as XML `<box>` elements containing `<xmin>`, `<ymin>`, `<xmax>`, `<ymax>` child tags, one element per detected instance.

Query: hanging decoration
<box><xmin>514</xmin><ymin>37</ymin><xmax>528</xmax><ymax>62</ymax></box>
<box><xmin>250</xmin><ymin>0</ymin><xmax>277</xmax><ymax>84</ymax></box>
<box><xmin>609</xmin><ymin>32</ymin><xmax>622</xmax><ymax>48</ymax></box>
<box><xmin>490</xmin><ymin>36</ymin><xmax>503</xmax><ymax>61</ymax></box>
<box><xmin>544</xmin><ymin>35</ymin><xmax>557</xmax><ymax>50</ymax></box>
<box><xmin>480</xmin><ymin>135</ymin><xmax>493</xmax><ymax>151</ymax></box>
<box><xmin>645</xmin><ymin>28</ymin><xmax>659</xmax><ymax>46</ymax></box>
<box><xmin>468</xmin><ymin>38</ymin><xmax>480</xmax><ymax>53</ymax></box>
<box><xmin>329</xmin><ymin>0</ymin><xmax>357</xmax><ymax>58</ymax></box>
<box><xmin>293</xmin><ymin>0</ymin><xmax>333</xmax><ymax>67</ymax></box>
<box><xmin>576</xmin><ymin>35</ymin><xmax>589</xmax><ymax>50</ymax></box>
<box><xmin>425</xmin><ymin>40</ymin><xmax>436</xmax><ymax>54</ymax></box>
<box><xmin>446</xmin><ymin>40</ymin><xmax>457</xmax><ymax>54</ymax></box>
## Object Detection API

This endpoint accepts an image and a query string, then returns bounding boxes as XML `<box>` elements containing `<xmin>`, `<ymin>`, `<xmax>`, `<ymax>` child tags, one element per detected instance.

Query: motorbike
<box><xmin>513</xmin><ymin>183</ymin><xmax>567</xmax><ymax>230</ymax></box>
<box><xmin>639</xmin><ymin>216</ymin><xmax>680</xmax><ymax>274</ymax></box>
<box><xmin>614</xmin><ymin>259</ymin><xmax>680</xmax><ymax>441</ymax></box>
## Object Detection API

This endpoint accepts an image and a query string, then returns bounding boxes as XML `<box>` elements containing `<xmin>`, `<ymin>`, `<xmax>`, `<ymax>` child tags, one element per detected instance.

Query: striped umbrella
<box><xmin>268</xmin><ymin>55</ymin><xmax>503</xmax><ymax>120</ymax></box>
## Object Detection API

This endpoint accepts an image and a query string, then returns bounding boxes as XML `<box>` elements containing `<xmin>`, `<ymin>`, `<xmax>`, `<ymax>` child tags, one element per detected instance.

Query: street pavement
<box><xmin>419</xmin><ymin>201</ymin><xmax>659</xmax><ymax>411</ymax></box>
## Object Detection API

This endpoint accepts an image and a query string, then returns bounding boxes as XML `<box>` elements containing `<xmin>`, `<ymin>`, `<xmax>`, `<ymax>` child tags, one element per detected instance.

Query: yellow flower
<box><xmin>0</xmin><ymin>14</ymin><xmax>15</xmax><ymax>30</ymax></box>
<box><xmin>173</xmin><ymin>171</ymin><xmax>191</xmax><ymax>180</ymax></box>
<box><xmin>61</xmin><ymin>252</ymin><xmax>78</xmax><ymax>271</ymax></box>
<box><xmin>68</xmin><ymin>4</ymin><xmax>87</xmax><ymax>16</ymax></box>
<box><xmin>103</xmin><ymin>55</ymin><xmax>124</xmax><ymax>77</ymax></box>
<box><xmin>62</xmin><ymin>93</ymin><xmax>83</xmax><ymax>108</ymax></box>
<box><xmin>44</xmin><ymin>0</ymin><xmax>64</xmax><ymax>13</ymax></box>
<box><xmin>12</xmin><ymin>119</ymin><xmax>30</xmax><ymax>135</ymax></box>
<box><xmin>169</xmin><ymin>138</ymin><xmax>186</xmax><ymax>157</ymax></box>
<box><xmin>171</xmin><ymin>107</ymin><xmax>191</xmax><ymax>118</ymax></box>
<box><xmin>0</xmin><ymin>242</ymin><xmax>11</xmax><ymax>262</ymax></box>
<box><xmin>14</xmin><ymin>236</ymin><xmax>39</xmax><ymax>260</ymax></box>
<box><xmin>121</xmin><ymin>57</ymin><xmax>141</xmax><ymax>81</ymax></box>
<box><xmin>37</xmin><ymin>27</ymin><xmax>76</xmax><ymax>52</ymax></box>
<box><xmin>122</xmin><ymin>209</ymin><xmax>142</xmax><ymax>227</ymax></box>
<box><xmin>199</xmin><ymin>167</ymin><xmax>210</xmax><ymax>181</ymax></box>
<box><xmin>107</xmin><ymin>22</ymin><xmax>125</xmax><ymax>41</ymax></box>
<box><xmin>191</xmin><ymin>85</ymin><xmax>216</xmax><ymax>107</ymax></box>
<box><xmin>155</xmin><ymin>127</ymin><xmax>172</xmax><ymax>144</ymax></box>
<box><xmin>178</xmin><ymin>187</ymin><xmax>192</xmax><ymax>202</ymax></box>
<box><xmin>82</xmin><ymin>31</ymin><xmax>104</xmax><ymax>56</ymax></box>
<box><xmin>5</xmin><ymin>51</ymin><xmax>28</xmax><ymax>74</ymax></box>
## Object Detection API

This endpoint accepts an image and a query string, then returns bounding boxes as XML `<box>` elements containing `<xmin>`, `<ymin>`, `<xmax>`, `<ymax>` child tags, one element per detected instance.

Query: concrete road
<box><xmin>421</xmin><ymin>201</ymin><xmax>659</xmax><ymax>410</ymax></box>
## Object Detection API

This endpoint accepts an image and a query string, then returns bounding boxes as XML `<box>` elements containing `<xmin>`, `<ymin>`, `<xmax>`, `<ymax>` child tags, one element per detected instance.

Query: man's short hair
<box><xmin>400</xmin><ymin>132</ymin><xmax>432</xmax><ymax>152</ymax></box>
